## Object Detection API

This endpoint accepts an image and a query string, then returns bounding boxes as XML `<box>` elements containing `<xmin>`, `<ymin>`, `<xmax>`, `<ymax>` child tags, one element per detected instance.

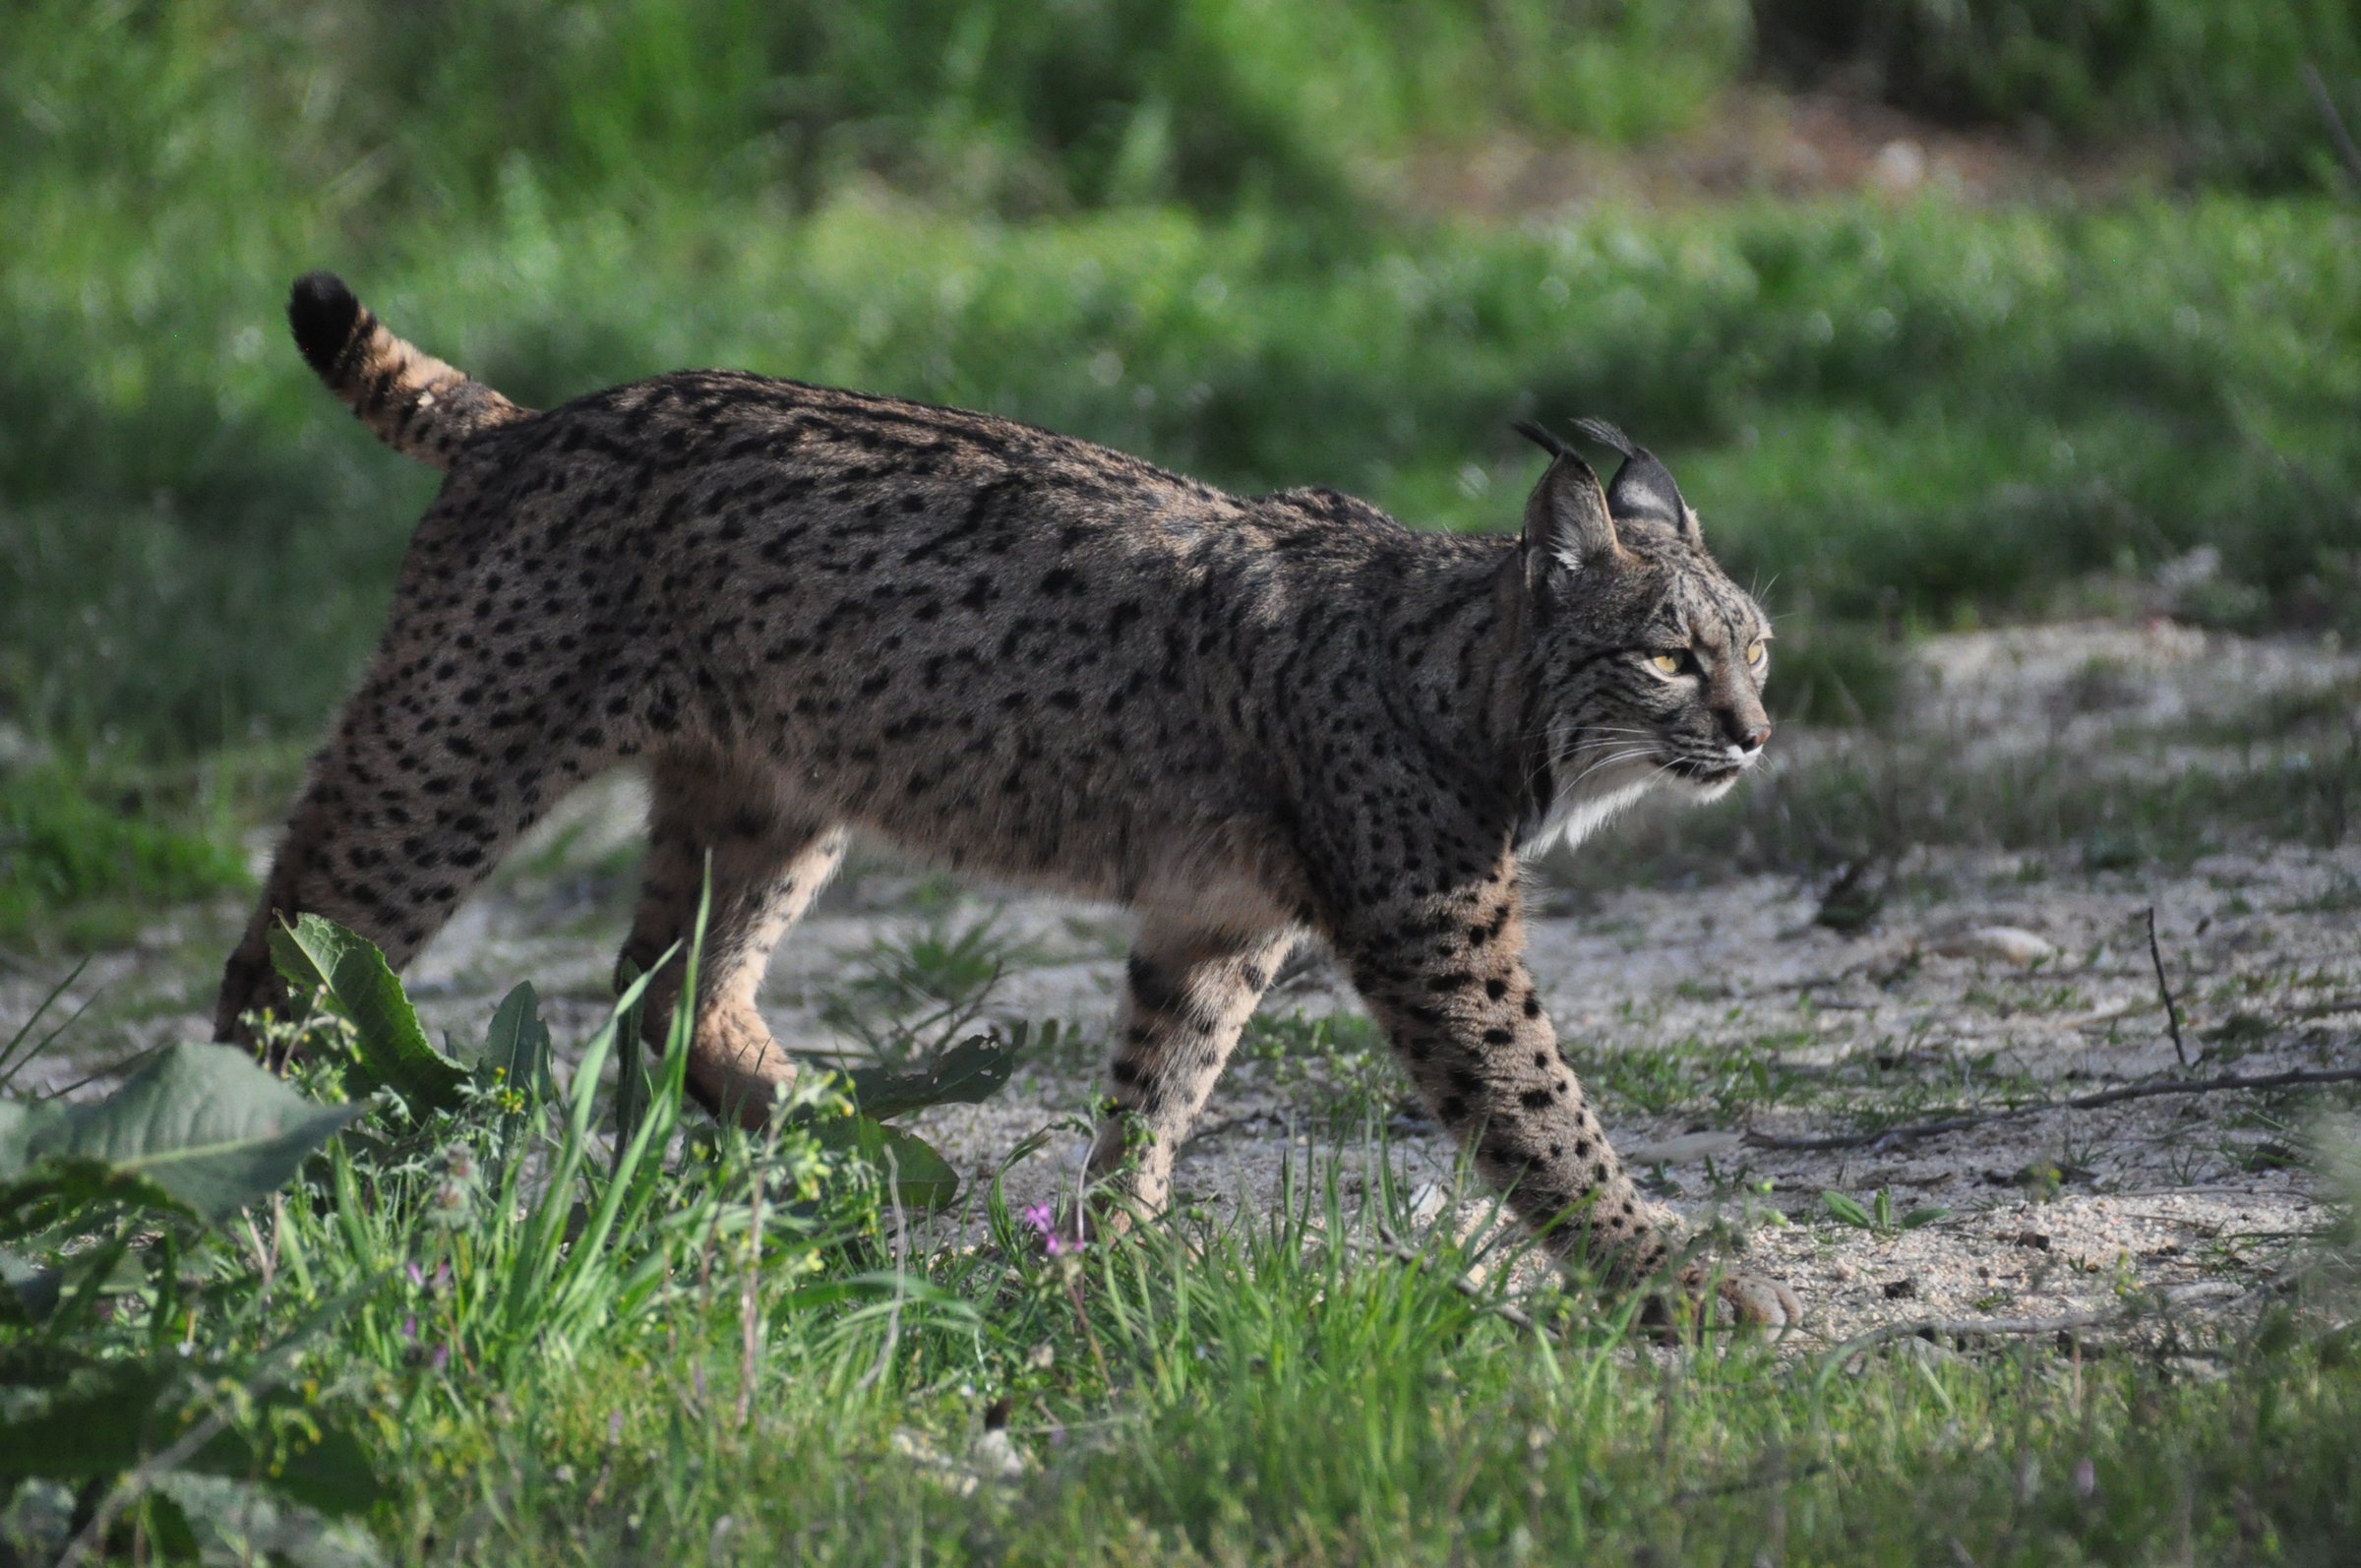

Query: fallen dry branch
<box><xmin>1824</xmin><ymin>1281</ymin><xmax>2247</xmax><ymax>1361</ymax></box>
<box><xmin>1744</xmin><ymin>1066</ymin><xmax>2361</xmax><ymax>1153</ymax></box>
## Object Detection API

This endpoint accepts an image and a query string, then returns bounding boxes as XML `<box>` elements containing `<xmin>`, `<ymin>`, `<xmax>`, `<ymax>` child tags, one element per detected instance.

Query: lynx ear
<box><xmin>1513</xmin><ymin>421</ymin><xmax>1621</xmax><ymax>585</ymax></box>
<box><xmin>1573</xmin><ymin>416</ymin><xmax>1703</xmax><ymax>545</ymax></box>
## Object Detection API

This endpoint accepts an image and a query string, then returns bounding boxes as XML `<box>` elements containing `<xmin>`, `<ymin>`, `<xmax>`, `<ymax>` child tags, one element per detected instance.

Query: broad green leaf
<box><xmin>142</xmin><ymin>1484</ymin><xmax>206</xmax><ymax>1562</ymax></box>
<box><xmin>218</xmin><ymin>1398</ymin><xmax>389</xmax><ymax>1517</ymax></box>
<box><xmin>153</xmin><ymin>1472</ymin><xmax>388</xmax><ymax>1564</ymax></box>
<box><xmin>0</xmin><ymin>1156</ymin><xmax>193</xmax><ymax>1245</ymax></box>
<box><xmin>269</xmin><ymin>914</ymin><xmax>467</xmax><ymax>1114</ymax></box>
<box><xmin>812</xmin><ymin>1116</ymin><xmax>960</xmax><ymax>1209</ymax></box>
<box><xmin>0</xmin><ymin>1358</ymin><xmax>387</xmax><ymax>1515</ymax></box>
<box><xmin>0</xmin><ymin>1044</ymin><xmax>358</xmax><ymax>1222</ymax></box>
<box><xmin>480</xmin><ymin>982</ymin><xmax>553</xmax><ymax>1099</ymax></box>
<box><xmin>1901</xmin><ymin>1205</ymin><xmax>1953</xmax><ymax>1231</ymax></box>
<box><xmin>0</xmin><ymin>1356</ymin><xmax>172</xmax><ymax>1475</ymax></box>
<box><xmin>0</xmin><ymin>1339</ymin><xmax>100</xmax><ymax>1388</ymax></box>
<box><xmin>826</xmin><ymin>1034</ymin><xmax>1015</xmax><ymax>1121</ymax></box>
<box><xmin>0</xmin><ymin>1246</ymin><xmax>61</xmax><ymax>1322</ymax></box>
<box><xmin>1820</xmin><ymin>1190</ymin><xmax>1874</xmax><ymax>1229</ymax></box>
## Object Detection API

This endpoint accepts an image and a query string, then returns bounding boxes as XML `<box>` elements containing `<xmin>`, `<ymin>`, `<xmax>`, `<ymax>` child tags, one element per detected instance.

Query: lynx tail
<box><xmin>286</xmin><ymin>271</ymin><xmax>533</xmax><ymax>468</ymax></box>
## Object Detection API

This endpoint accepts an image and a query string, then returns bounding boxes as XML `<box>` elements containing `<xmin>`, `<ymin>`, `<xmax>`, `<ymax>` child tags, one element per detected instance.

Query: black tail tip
<box><xmin>1511</xmin><ymin>419</ymin><xmax>1572</xmax><ymax>459</ymax></box>
<box><xmin>287</xmin><ymin>271</ymin><xmax>362</xmax><ymax>380</ymax></box>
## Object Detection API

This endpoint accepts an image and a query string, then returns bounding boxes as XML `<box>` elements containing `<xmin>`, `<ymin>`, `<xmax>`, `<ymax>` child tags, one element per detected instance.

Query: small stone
<box><xmin>1620</xmin><ymin>1131</ymin><xmax>1744</xmax><ymax>1166</ymax></box>
<box><xmin>971</xmin><ymin>1428</ymin><xmax>1030</xmax><ymax>1480</ymax></box>
<box><xmin>1931</xmin><ymin>927</ymin><xmax>2057</xmax><ymax>966</ymax></box>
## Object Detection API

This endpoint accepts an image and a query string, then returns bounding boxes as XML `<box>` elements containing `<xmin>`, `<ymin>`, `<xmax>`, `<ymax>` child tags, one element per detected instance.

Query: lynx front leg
<box><xmin>1086</xmin><ymin>921</ymin><xmax>1303</xmax><ymax>1219</ymax></box>
<box><xmin>620</xmin><ymin>748</ymin><xmax>847</xmax><ymax>1125</ymax></box>
<box><xmin>1340</xmin><ymin>870</ymin><xmax>1671</xmax><ymax>1285</ymax></box>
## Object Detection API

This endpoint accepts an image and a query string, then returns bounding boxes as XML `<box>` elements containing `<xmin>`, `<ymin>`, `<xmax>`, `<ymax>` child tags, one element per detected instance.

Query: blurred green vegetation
<box><xmin>1758</xmin><ymin>0</ymin><xmax>2361</xmax><ymax>189</ymax></box>
<box><xmin>3</xmin><ymin>0</ymin><xmax>2360</xmax><ymax>767</ymax></box>
<box><xmin>0</xmin><ymin>760</ymin><xmax>253</xmax><ymax>948</ymax></box>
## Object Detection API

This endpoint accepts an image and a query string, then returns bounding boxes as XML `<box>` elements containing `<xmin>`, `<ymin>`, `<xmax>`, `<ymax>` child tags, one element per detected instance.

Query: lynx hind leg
<box><xmin>1338</xmin><ymin>872</ymin><xmax>1673</xmax><ymax>1285</ymax></box>
<box><xmin>1086</xmin><ymin>921</ymin><xmax>1305</xmax><ymax>1220</ymax></box>
<box><xmin>215</xmin><ymin>671</ymin><xmax>605</xmax><ymax>1047</ymax></box>
<box><xmin>619</xmin><ymin>749</ymin><xmax>846</xmax><ymax>1126</ymax></box>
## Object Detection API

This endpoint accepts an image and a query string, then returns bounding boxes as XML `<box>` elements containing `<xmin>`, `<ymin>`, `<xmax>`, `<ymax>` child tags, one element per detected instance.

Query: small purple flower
<box><xmin>1020</xmin><ymin>1201</ymin><xmax>1085</xmax><ymax>1255</ymax></box>
<box><xmin>432</xmin><ymin>1342</ymin><xmax>451</xmax><ymax>1372</ymax></box>
<box><xmin>2074</xmin><ymin>1457</ymin><xmax>2096</xmax><ymax>1500</ymax></box>
<box><xmin>406</xmin><ymin>1261</ymin><xmax>425</xmax><ymax>1290</ymax></box>
<box><xmin>432</xmin><ymin>1260</ymin><xmax>452</xmax><ymax>1292</ymax></box>
<box><xmin>402</xmin><ymin>1314</ymin><xmax>418</xmax><ymax>1344</ymax></box>
<box><xmin>607</xmin><ymin>1410</ymin><xmax>624</xmax><ymax>1442</ymax></box>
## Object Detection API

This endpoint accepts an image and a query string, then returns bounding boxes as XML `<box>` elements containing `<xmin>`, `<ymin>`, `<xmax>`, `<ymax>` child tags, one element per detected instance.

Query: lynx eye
<box><xmin>1649</xmin><ymin>651</ymin><xmax>1684</xmax><ymax>676</ymax></box>
<box><xmin>1745</xmin><ymin>638</ymin><xmax>1766</xmax><ymax>667</ymax></box>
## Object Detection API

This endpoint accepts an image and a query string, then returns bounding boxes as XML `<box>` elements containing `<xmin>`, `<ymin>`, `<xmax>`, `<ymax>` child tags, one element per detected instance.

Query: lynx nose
<box><xmin>1719</xmin><ymin>711</ymin><xmax>1772</xmax><ymax>754</ymax></box>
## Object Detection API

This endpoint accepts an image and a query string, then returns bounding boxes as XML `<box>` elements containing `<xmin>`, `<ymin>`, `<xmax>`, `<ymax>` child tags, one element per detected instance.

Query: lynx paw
<box><xmin>1642</xmin><ymin>1270</ymin><xmax>1806</xmax><ymax>1339</ymax></box>
<box><xmin>684</xmin><ymin>1006</ymin><xmax>800</xmax><ymax>1128</ymax></box>
<box><xmin>1714</xmin><ymin>1272</ymin><xmax>1805</xmax><ymax>1331</ymax></box>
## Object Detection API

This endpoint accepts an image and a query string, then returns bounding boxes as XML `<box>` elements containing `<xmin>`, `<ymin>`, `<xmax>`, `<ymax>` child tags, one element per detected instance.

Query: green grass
<box><xmin>0</xmin><ymin>759</ymin><xmax>258</xmax><ymax>949</ymax></box>
<box><xmin>8</xmin><ymin>185</ymin><xmax>2360</xmax><ymax>758</ymax></box>
<box><xmin>35</xmin><ymin>1084</ymin><xmax>2361</xmax><ymax>1564</ymax></box>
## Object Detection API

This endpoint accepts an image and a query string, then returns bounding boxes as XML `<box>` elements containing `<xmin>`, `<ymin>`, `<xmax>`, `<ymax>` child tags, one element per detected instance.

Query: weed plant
<box><xmin>1234</xmin><ymin>1010</ymin><xmax>1405</xmax><ymax>1132</ymax></box>
<box><xmin>818</xmin><ymin>909</ymin><xmax>1029</xmax><ymax>1068</ymax></box>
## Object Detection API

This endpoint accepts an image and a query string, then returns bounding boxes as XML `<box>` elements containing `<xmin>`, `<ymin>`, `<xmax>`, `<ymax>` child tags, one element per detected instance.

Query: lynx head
<box><xmin>1509</xmin><ymin>418</ymin><xmax>1771</xmax><ymax>853</ymax></box>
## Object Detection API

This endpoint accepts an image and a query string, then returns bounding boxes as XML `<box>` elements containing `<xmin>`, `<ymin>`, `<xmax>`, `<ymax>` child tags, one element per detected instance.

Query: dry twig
<box><xmin>2146</xmin><ymin>906</ymin><xmax>2190</xmax><ymax>1068</ymax></box>
<box><xmin>1823</xmin><ymin>1281</ymin><xmax>2245</xmax><ymax>1362</ymax></box>
<box><xmin>1744</xmin><ymin>1066</ymin><xmax>2361</xmax><ymax>1153</ymax></box>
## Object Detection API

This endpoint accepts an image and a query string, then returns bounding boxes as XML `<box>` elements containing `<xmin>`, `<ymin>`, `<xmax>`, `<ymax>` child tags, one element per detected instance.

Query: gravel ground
<box><xmin>5</xmin><ymin>619</ymin><xmax>2356</xmax><ymax>1345</ymax></box>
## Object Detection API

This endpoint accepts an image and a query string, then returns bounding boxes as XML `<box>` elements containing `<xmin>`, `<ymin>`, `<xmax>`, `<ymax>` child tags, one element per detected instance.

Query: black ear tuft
<box><xmin>287</xmin><ymin>271</ymin><xmax>362</xmax><ymax>381</ymax></box>
<box><xmin>1511</xmin><ymin>419</ymin><xmax>1572</xmax><ymax>460</ymax></box>
<box><xmin>1572</xmin><ymin>416</ymin><xmax>1690</xmax><ymax>532</ymax></box>
<box><xmin>1571</xmin><ymin>417</ymin><xmax>1636</xmax><ymax>458</ymax></box>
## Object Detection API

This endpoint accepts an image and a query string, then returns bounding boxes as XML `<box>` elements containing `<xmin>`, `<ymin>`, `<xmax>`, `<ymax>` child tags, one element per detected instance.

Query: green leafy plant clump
<box><xmin>0</xmin><ymin>911</ymin><xmax>2355</xmax><ymax>1561</ymax></box>
<box><xmin>0</xmin><ymin>903</ymin><xmax>1014</xmax><ymax>1560</ymax></box>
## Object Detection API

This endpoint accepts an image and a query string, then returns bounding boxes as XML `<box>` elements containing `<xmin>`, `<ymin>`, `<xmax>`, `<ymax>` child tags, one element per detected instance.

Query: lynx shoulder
<box><xmin>218</xmin><ymin>272</ymin><xmax>1789</xmax><ymax>1315</ymax></box>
